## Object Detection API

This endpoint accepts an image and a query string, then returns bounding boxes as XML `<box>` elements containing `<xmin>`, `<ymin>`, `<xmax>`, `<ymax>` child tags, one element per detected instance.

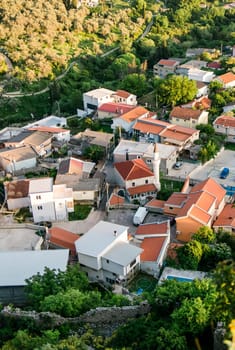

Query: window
<box><xmin>169</xmin><ymin>206</ymin><xmax>173</xmax><ymax>210</ymax></box>
<box><xmin>106</xmin><ymin>259</ymin><xmax>109</xmax><ymax>264</ymax></box>
<box><xmin>147</xmin><ymin>159</ymin><xmax>152</xmax><ymax>164</ymax></box>
<box><xmin>145</xmin><ymin>179</ymin><xmax>148</xmax><ymax>184</ymax></box>
<box><xmin>137</xmin><ymin>155</ymin><xmax>141</xmax><ymax>159</ymax></box>
<box><xmin>130</xmin><ymin>259</ymin><xmax>136</xmax><ymax>268</ymax></box>
<box><xmin>36</xmin><ymin>195</ymin><xmax>41</xmax><ymax>200</ymax></box>
<box><xmin>37</xmin><ymin>205</ymin><xmax>43</xmax><ymax>210</ymax></box>
<box><xmin>132</xmin><ymin>182</ymin><xmax>135</xmax><ymax>187</ymax></box>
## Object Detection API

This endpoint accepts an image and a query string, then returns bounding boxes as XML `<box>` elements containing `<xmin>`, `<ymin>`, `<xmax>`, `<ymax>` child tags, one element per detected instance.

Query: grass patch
<box><xmin>128</xmin><ymin>272</ymin><xmax>157</xmax><ymax>293</ymax></box>
<box><xmin>69</xmin><ymin>204</ymin><xmax>92</xmax><ymax>221</ymax></box>
<box><xmin>158</xmin><ymin>178</ymin><xmax>184</xmax><ymax>201</ymax></box>
<box><xmin>14</xmin><ymin>207</ymin><xmax>32</xmax><ymax>223</ymax></box>
<box><xmin>225</xmin><ymin>142</ymin><xmax>235</xmax><ymax>151</ymax></box>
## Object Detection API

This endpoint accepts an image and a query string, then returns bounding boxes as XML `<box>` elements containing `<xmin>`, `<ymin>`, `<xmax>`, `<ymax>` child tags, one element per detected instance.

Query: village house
<box><xmin>112</xmin><ymin>90</ymin><xmax>137</xmax><ymax>106</ymax></box>
<box><xmin>214</xmin><ymin>72</ymin><xmax>235</xmax><ymax>88</ymax></box>
<box><xmin>113</xmin><ymin>139</ymin><xmax>178</xmax><ymax>175</ymax></box>
<box><xmin>97</xmin><ymin>102</ymin><xmax>135</xmax><ymax>119</ymax></box>
<box><xmin>111</xmin><ymin>106</ymin><xmax>153</xmax><ymax>135</ymax></box>
<box><xmin>27</xmin><ymin>126</ymin><xmax>70</xmax><ymax>143</ymax></box>
<box><xmin>213</xmin><ymin>115</ymin><xmax>235</xmax><ymax>143</ymax></box>
<box><xmin>4</xmin><ymin>130</ymin><xmax>53</xmax><ymax>157</ymax></box>
<box><xmin>114</xmin><ymin>148</ymin><xmax>160</xmax><ymax>203</ymax></box>
<box><xmin>164</xmin><ymin>177</ymin><xmax>226</xmax><ymax>242</ymax></box>
<box><xmin>213</xmin><ymin>204</ymin><xmax>235</xmax><ymax>233</ymax></box>
<box><xmin>0</xmin><ymin>249</ymin><xmax>69</xmax><ymax>305</ymax></box>
<box><xmin>4</xmin><ymin>179</ymin><xmax>30</xmax><ymax>210</ymax></box>
<box><xmin>133</xmin><ymin>117</ymin><xmax>199</xmax><ymax>151</ymax></box>
<box><xmin>181</xmin><ymin>95</ymin><xmax>211</xmax><ymax>110</ymax></box>
<box><xmin>169</xmin><ymin>106</ymin><xmax>209</xmax><ymax>128</ymax></box>
<box><xmin>75</xmin><ymin>220</ymin><xmax>143</xmax><ymax>286</ymax></box>
<box><xmin>185</xmin><ymin>48</ymin><xmax>217</xmax><ymax>58</ymax></box>
<box><xmin>196</xmin><ymin>81</ymin><xmax>209</xmax><ymax>98</ymax></box>
<box><xmin>29</xmin><ymin>177</ymin><xmax>74</xmax><ymax>223</ymax></box>
<box><xmin>153</xmin><ymin>59</ymin><xmax>180</xmax><ymax>78</ymax></box>
<box><xmin>134</xmin><ymin>221</ymin><xmax>170</xmax><ymax>276</ymax></box>
<box><xmin>25</xmin><ymin>115</ymin><xmax>67</xmax><ymax>129</ymax></box>
<box><xmin>0</xmin><ymin>145</ymin><xmax>37</xmax><ymax>175</ymax></box>
<box><xmin>48</xmin><ymin>226</ymin><xmax>79</xmax><ymax>259</ymax></box>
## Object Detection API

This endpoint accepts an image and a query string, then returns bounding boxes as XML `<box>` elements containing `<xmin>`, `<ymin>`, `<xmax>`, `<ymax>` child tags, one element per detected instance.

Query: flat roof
<box><xmin>103</xmin><ymin>242</ymin><xmax>142</xmax><ymax>266</ymax></box>
<box><xmin>75</xmin><ymin>220</ymin><xmax>128</xmax><ymax>257</ymax></box>
<box><xmin>29</xmin><ymin>177</ymin><xmax>53</xmax><ymax>193</ymax></box>
<box><xmin>84</xmin><ymin>88</ymin><xmax>115</xmax><ymax>98</ymax></box>
<box><xmin>25</xmin><ymin>116</ymin><xmax>67</xmax><ymax>128</ymax></box>
<box><xmin>0</xmin><ymin>249</ymin><xmax>69</xmax><ymax>286</ymax></box>
<box><xmin>0</xmin><ymin>226</ymin><xmax>42</xmax><ymax>251</ymax></box>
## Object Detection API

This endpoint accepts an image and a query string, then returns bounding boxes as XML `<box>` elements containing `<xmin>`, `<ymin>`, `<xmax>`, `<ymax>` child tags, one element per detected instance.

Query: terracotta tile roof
<box><xmin>114</xmin><ymin>158</ymin><xmax>154</xmax><ymax>180</ymax></box>
<box><xmin>109</xmin><ymin>193</ymin><xmax>125</xmax><ymax>206</ymax></box>
<box><xmin>213</xmin><ymin>204</ymin><xmax>235</xmax><ymax>228</ymax></box>
<box><xmin>160</xmin><ymin>125</ymin><xmax>197</xmax><ymax>142</ymax></box>
<box><xmin>98</xmin><ymin>102</ymin><xmax>134</xmax><ymax>114</ymax></box>
<box><xmin>49</xmin><ymin>227</ymin><xmax>79</xmax><ymax>255</ymax></box>
<box><xmin>5</xmin><ymin>179</ymin><xmax>30</xmax><ymax>199</ymax></box>
<box><xmin>121</xmin><ymin>106</ymin><xmax>149</xmax><ymax>123</ymax></box>
<box><xmin>115</xmin><ymin>90</ymin><xmax>132</xmax><ymax>98</ymax></box>
<box><xmin>194</xmin><ymin>97</ymin><xmax>211</xmax><ymax>110</ymax></box>
<box><xmin>191</xmin><ymin>178</ymin><xmax>226</xmax><ymax>208</ymax></box>
<box><xmin>135</xmin><ymin>222</ymin><xmax>168</xmax><ymax>235</ymax></box>
<box><xmin>217</xmin><ymin>72</ymin><xmax>235</xmax><ymax>84</ymax></box>
<box><xmin>133</xmin><ymin>120</ymin><xmax>165</xmax><ymax>134</ymax></box>
<box><xmin>214</xmin><ymin>115</ymin><xmax>235</xmax><ymax>128</ymax></box>
<box><xmin>127</xmin><ymin>183</ymin><xmax>156</xmax><ymax>195</ymax></box>
<box><xmin>28</xmin><ymin>126</ymin><xmax>68</xmax><ymax>133</ymax></box>
<box><xmin>165</xmin><ymin>193</ymin><xmax>188</xmax><ymax>207</ymax></box>
<box><xmin>189</xmin><ymin>205</ymin><xmax>212</xmax><ymax>224</ymax></box>
<box><xmin>158</xmin><ymin>59</ymin><xmax>178</xmax><ymax>67</ymax></box>
<box><xmin>170</xmin><ymin>106</ymin><xmax>202</xmax><ymax>120</ymax></box>
<box><xmin>140</xmin><ymin>237</ymin><xmax>166</xmax><ymax>261</ymax></box>
<box><xmin>145</xmin><ymin>199</ymin><xmax>165</xmax><ymax>208</ymax></box>
<box><xmin>58</xmin><ymin>158</ymin><xmax>83</xmax><ymax>175</ymax></box>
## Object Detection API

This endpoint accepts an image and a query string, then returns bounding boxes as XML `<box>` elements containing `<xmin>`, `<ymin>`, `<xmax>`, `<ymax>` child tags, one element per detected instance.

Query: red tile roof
<box><xmin>49</xmin><ymin>227</ymin><xmax>79</xmax><ymax>255</ymax></box>
<box><xmin>127</xmin><ymin>183</ymin><xmax>156</xmax><ymax>195</ymax></box>
<box><xmin>135</xmin><ymin>222</ymin><xmax>168</xmax><ymax>235</ymax></box>
<box><xmin>58</xmin><ymin>158</ymin><xmax>84</xmax><ymax>175</ymax></box>
<box><xmin>217</xmin><ymin>72</ymin><xmax>235</xmax><ymax>84</ymax></box>
<box><xmin>214</xmin><ymin>115</ymin><xmax>235</xmax><ymax>128</ymax></box>
<box><xmin>98</xmin><ymin>102</ymin><xmax>134</xmax><ymax>114</ymax></box>
<box><xmin>165</xmin><ymin>193</ymin><xmax>188</xmax><ymax>207</ymax></box>
<box><xmin>145</xmin><ymin>199</ymin><xmax>165</xmax><ymax>208</ymax></box>
<box><xmin>140</xmin><ymin>237</ymin><xmax>166</xmax><ymax>261</ymax></box>
<box><xmin>213</xmin><ymin>204</ymin><xmax>235</xmax><ymax>228</ymax></box>
<box><xmin>109</xmin><ymin>193</ymin><xmax>125</xmax><ymax>206</ymax></box>
<box><xmin>158</xmin><ymin>59</ymin><xmax>178</xmax><ymax>67</ymax></box>
<box><xmin>114</xmin><ymin>158</ymin><xmax>154</xmax><ymax>180</ymax></box>
<box><xmin>115</xmin><ymin>90</ymin><xmax>132</xmax><ymax>98</ymax></box>
<box><xmin>121</xmin><ymin>106</ymin><xmax>149</xmax><ymax>123</ymax></box>
<box><xmin>191</xmin><ymin>178</ymin><xmax>226</xmax><ymax>208</ymax></box>
<box><xmin>170</xmin><ymin>106</ymin><xmax>202</xmax><ymax>120</ymax></box>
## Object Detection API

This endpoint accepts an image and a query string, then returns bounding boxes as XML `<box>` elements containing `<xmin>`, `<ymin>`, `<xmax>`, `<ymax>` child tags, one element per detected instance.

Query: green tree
<box><xmin>83</xmin><ymin>145</ymin><xmax>105</xmax><ymax>163</ymax></box>
<box><xmin>155</xmin><ymin>75</ymin><xmax>197</xmax><ymax>107</ymax></box>
<box><xmin>120</xmin><ymin>73</ymin><xmax>149</xmax><ymax>97</ymax></box>
<box><xmin>177</xmin><ymin>240</ymin><xmax>203</xmax><ymax>270</ymax></box>
<box><xmin>193</xmin><ymin>226</ymin><xmax>216</xmax><ymax>244</ymax></box>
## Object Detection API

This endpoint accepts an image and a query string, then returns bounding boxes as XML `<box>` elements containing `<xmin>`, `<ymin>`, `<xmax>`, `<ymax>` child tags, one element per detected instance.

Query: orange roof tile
<box><xmin>98</xmin><ymin>102</ymin><xmax>134</xmax><ymax>114</ymax></box>
<box><xmin>165</xmin><ymin>193</ymin><xmax>188</xmax><ymax>207</ymax></box>
<box><xmin>49</xmin><ymin>227</ymin><xmax>79</xmax><ymax>255</ymax></box>
<box><xmin>146</xmin><ymin>199</ymin><xmax>165</xmax><ymax>208</ymax></box>
<box><xmin>29</xmin><ymin>126</ymin><xmax>68</xmax><ymax>133</ymax></box>
<box><xmin>115</xmin><ymin>90</ymin><xmax>132</xmax><ymax>98</ymax></box>
<box><xmin>135</xmin><ymin>222</ymin><xmax>168</xmax><ymax>235</ymax></box>
<box><xmin>127</xmin><ymin>183</ymin><xmax>156</xmax><ymax>195</ymax></box>
<box><xmin>109</xmin><ymin>193</ymin><xmax>125</xmax><ymax>206</ymax></box>
<box><xmin>114</xmin><ymin>158</ymin><xmax>154</xmax><ymax>180</ymax></box>
<box><xmin>218</xmin><ymin>72</ymin><xmax>235</xmax><ymax>84</ymax></box>
<box><xmin>133</xmin><ymin>121</ymin><xmax>165</xmax><ymax>134</ymax></box>
<box><xmin>140</xmin><ymin>237</ymin><xmax>166</xmax><ymax>261</ymax></box>
<box><xmin>121</xmin><ymin>106</ymin><xmax>149</xmax><ymax>123</ymax></box>
<box><xmin>189</xmin><ymin>205</ymin><xmax>212</xmax><ymax>224</ymax></box>
<box><xmin>214</xmin><ymin>115</ymin><xmax>235</xmax><ymax>128</ymax></box>
<box><xmin>5</xmin><ymin>179</ymin><xmax>30</xmax><ymax>199</ymax></box>
<box><xmin>161</xmin><ymin>125</ymin><xmax>197</xmax><ymax>142</ymax></box>
<box><xmin>213</xmin><ymin>204</ymin><xmax>235</xmax><ymax>228</ymax></box>
<box><xmin>158</xmin><ymin>59</ymin><xmax>178</xmax><ymax>67</ymax></box>
<box><xmin>170</xmin><ymin>106</ymin><xmax>202</xmax><ymax>120</ymax></box>
<box><xmin>191</xmin><ymin>178</ymin><xmax>226</xmax><ymax>208</ymax></box>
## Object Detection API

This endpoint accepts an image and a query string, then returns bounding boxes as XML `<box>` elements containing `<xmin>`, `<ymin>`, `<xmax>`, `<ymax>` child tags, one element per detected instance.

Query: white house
<box><xmin>28</xmin><ymin>126</ymin><xmax>70</xmax><ymax>143</ymax></box>
<box><xmin>169</xmin><ymin>106</ymin><xmax>209</xmax><ymax>128</ymax></box>
<box><xmin>113</xmin><ymin>90</ymin><xmax>137</xmax><ymax>106</ymax></box>
<box><xmin>153</xmin><ymin>59</ymin><xmax>180</xmax><ymax>78</ymax></box>
<box><xmin>214</xmin><ymin>72</ymin><xmax>235</xmax><ymax>88</ymax></box>
<box><xmin>29</xmin><ymin>178</ymin><xmax>74</xmax><ymax>223</ymax></box>
<box><xmin>134</xmin><ymin>221</ymin><xmax>170</xmax><ymax>276</ymax></box>
<box><xmin>114</xmin><ymin>157</ymin><xmax>159</xmax><ymax>203</ymax></box>
<box><xmin>213</xmin><ymin>115</ymin><xmax>235</xmax><ymax>143</ymax></box>
<box><xmin>0</xmin><ymin>146</ymin><xmax>37</xmax><ymax>174</ymax></box>
<box><xmin>83</xmin><ymin>88</ymin><xmax>115</xmax><ymax>114</ymax></box>
<box><xmin>25</xmin><ymin>115</ymin><xmax>67</xmax><ymax>129</ymax></box>
<box><xmin>75</xmin><ymin>221</ymin><xmax>143</xmax><ymax>286</ymax></box>
<box><xmin>0</xmin><ymin>249</ymin><xmax>69</xmax><ymax>304</ymax></box>
<box><xmin>196</xmin><ymin>81</ymin><xmax>209</xmax><ymax>98</ymax></box>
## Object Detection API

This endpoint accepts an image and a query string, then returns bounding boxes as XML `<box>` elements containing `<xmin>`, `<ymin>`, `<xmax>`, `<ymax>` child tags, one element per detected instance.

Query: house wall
<box><xmin>125</xmin><ymin>175</ymin><xmax>155</xmax><ymax>190</ymax></box>
<box><xmin>102</xmin><ymin>257</ymin><xmax>125</xmax><ymax>276</ymax></box>
<box><xmin>164</xmin><ymin>204</ymin><xmax>182</xmax><ymax>216</ymax></box>
<box><xmin>30</xmin><ymin>192</ymin><xmax>56</xmax><ymax>222</ymax></box>
<box><xmin>55</xmin><ymin>131</ymin><xmax>70</xmax><ymax>142</ymax></box>
<box><xmin>214</xmin><ymin>124</ymin><xmax>235</xmax><ymax>137</ymax></box>
<box><xmin>114</xmin><ymin>168</ymin><xmax>126</xmax><ymax>187</ymax></box>
<box><xmin>98</xmin><ymin>110</ymin><xmax>118</xmax><ymax>119</ymax></box>
<box><xmin>54</xmin><ymin>200</ymin><xmax>68</xmax><ymax>221</ymax></box>
<box><xmin>176</xmin><ymin>217</ymin><xmax>204</xmax><ymax>242</ymax></box>
<box><xmin>78</xmin><ymin>252</ymin><xmax>101</xmax><ymax>270</ymax></box>
<box><xmin>115</xmin><ymin>95</ymin><xmax>137</xmax><ymax>106</ymax></box>
<box><xmin>7</xmin><ymin>197</ymin><xmax>30</xmax><ymax>210</ymax></box>
<box><xmin>170</xmin><ymin>111</ymin><xmax>208</xmax><ymax>129</ymax></box>
<box><xmin>1</xmin><ymin>158</ymin><xmax>37</xmax><ymax>173</ymax></box>
<box><xmin>196</xmin><ymin>85</ymin><xmax>209</xmax><ymax>98</ymax></box>
<box><xmin>112</xmin><ymin>118</ymin><xmax>132</xmax><ymax>133</ymax></box>
<box><xmin>153</xmin><ymin>64</ymin><xmax>177</xmax><ymax>78</ymax></box>
<box><xmin>83</xmin><ymin>93</ymin><xmax>114</xmax><ymax>113</ymax></box>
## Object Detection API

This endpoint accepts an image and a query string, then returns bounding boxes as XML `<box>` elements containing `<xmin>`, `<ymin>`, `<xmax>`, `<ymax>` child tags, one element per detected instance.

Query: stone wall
<box><xmin>1</xmin><ymin>302</ymin><xmax>151</xmax><ymax>336</ymax></box>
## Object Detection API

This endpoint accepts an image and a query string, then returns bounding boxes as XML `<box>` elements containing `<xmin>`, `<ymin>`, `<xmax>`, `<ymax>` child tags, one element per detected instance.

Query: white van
<box><xmin>133</xmin><ymin>207</ymin><xmax>148</xmax><ymax>226</ymax></box>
